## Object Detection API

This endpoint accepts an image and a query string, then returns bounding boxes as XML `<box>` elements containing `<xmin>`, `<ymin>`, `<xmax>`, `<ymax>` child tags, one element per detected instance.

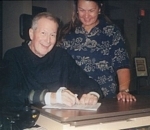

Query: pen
<box><xmin>75</xmin><ymin>94</ymin><xmax>78</xmax><ymax>98</ymax></box>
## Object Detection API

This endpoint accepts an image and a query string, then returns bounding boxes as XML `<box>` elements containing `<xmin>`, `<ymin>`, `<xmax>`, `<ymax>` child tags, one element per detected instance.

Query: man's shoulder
<box><xmin>8</xmin><ymin>45</ymin><xmax>22</xmax><ymax>51</ymax></box>
<box><xmin>54</xmin><ymin>46</ymin><xmax>72</xmax><ymax>59</ymax></box>
<box><xmin>4</xmin><ymin>45</ymin><xmax>24</xmax><ymax>58</ymax></box>
<box><xmin>54</xmin><ymin>46</ymin><xmax>68</xmax><ymax>53</ymax></box>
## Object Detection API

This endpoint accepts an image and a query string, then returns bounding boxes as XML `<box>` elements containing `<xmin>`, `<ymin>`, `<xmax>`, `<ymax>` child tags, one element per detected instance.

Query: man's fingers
<box><xmin>61</xmin><ymin>90</ymin><xmax>78</xmax><ymax>106</ymax></box>
<box><xmin>79</xmin><ymin>94</ymin><xmax>98</xmax><ymax>105</ymax></box>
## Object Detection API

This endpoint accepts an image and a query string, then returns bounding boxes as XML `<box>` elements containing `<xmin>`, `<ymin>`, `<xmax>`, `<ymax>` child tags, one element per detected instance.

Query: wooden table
<box><xmin>33</xmin><ymin>95</ymin><xmax>150</xmax><ymax>130</ymax></box>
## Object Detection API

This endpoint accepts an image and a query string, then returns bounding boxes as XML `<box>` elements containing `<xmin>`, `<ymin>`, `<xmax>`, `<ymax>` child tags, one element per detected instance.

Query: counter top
<box><xmin>33</xmin><ymin>95</ymin><xmax>150</xmax><ymax>126</ymax></box>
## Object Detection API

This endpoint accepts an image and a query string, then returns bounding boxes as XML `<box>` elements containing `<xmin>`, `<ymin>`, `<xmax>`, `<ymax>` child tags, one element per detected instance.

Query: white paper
<box><xmin>42</xmin><ymin>103</ymin><xmax>101</xmax><ymax>111</ymax></box>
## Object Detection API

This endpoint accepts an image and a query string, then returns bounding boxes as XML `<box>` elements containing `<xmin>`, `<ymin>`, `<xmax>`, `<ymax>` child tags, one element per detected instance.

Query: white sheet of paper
<box><xmin>42</xmin><ymin>103</ymin><xmax>101</xmax><ymax>111</ymax></box>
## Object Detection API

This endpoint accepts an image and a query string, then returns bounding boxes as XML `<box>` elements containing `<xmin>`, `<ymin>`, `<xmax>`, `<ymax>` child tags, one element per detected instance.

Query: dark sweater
<box><xmin>1</xmin><ymin>43</ymin><xmax>103</xmax><ymax>111</ymax></box>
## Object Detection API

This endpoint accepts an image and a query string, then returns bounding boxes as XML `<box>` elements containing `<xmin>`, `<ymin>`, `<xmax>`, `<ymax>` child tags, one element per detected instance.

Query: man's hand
<box><xmin>79</xmin><ymin>94</ymin><xmax>98</xmax><ymax>105</ymax></box>
<box><xmin>117</xmin><ymin>92</ymin><xmax>136</xmax><ymax>102</ymax></box>
<box><xmin>50</xmin><ymin>89</ymin><xmax>79</xmax><ymax>106</ymax></box>
<box><xmin>61</xmin><ymin>89</ymin><xmax>79</xmax><ymax>106</ymax></box>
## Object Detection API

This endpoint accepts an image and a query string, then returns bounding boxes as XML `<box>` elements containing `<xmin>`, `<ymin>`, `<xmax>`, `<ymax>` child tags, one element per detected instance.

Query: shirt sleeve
<box><xmin>44</xmin><ymin>92</ymin><xmax>51</xmax><ymax>105</ymax></box>
<box><xmin>110</xmin><ymin>26</ymin><xmax>130</xmax><ymax>71</ymax></box>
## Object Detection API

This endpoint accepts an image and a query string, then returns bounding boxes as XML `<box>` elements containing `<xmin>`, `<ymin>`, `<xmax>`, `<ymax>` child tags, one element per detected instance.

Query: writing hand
<box><xmin>61</xmin><ymin>90</ymin><xmax>79</xmax><ymax>106</ymax></box>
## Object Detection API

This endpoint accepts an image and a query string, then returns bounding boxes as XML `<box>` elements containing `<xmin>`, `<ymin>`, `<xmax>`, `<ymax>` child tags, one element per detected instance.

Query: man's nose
<box><xmin>45</xmin><ymin>36</ymin><xmax>50</xmax><ymax>44</ymax></box>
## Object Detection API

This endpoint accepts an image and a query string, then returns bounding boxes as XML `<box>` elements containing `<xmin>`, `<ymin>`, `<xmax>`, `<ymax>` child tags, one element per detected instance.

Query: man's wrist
<box><xmin>88</xmin><ymin>92</ymin><xmax>100</xmax><ymax>99</ymax></box>
<box><xmin>56</xmin><ymin>87</ymin><xmax>67</xmax><ymax>104</ymax></box>
<box><xmin>45</xmin><ymin>92</ymin><xmax>51</xmax><ymax>105</ymax></box>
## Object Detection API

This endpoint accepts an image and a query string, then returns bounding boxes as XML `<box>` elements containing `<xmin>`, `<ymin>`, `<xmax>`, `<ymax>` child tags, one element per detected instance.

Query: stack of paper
<box><xmin>42</xmin><ymin>103</ymin><xmax>101</xmax><ymax>111</ymax></box>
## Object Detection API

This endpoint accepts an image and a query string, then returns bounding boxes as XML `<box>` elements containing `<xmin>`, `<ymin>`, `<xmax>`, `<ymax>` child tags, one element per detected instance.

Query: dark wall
<box><xmin>0</xmin><ymin>1</ymin><xmax>2</xmax><ymax>61</ymax></box>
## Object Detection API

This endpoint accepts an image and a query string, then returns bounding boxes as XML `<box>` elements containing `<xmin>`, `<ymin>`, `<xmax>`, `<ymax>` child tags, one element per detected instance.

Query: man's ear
<box><xmin>29</xmin><ymin>28</ymin><xmax>33</xmax><ymax>40</ymax></box>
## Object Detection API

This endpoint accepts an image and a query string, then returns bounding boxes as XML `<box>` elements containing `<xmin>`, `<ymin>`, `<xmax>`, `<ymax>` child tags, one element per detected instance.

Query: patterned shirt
<box><xmin>60</xmin><ymin>18</ymin><xmax>130</xmax><ymax>98</ymax></box>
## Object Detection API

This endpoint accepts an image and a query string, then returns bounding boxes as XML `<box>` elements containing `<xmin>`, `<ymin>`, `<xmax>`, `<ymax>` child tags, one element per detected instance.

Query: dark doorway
<box><xmin>0</xmin><ymin>1</ymin><xmax>2</xmax><ymax>61</ymax></box>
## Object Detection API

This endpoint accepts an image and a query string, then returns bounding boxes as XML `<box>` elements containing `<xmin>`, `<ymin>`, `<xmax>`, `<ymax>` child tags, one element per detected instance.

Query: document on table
<box><xmin>42</xmin><ymin>103</ymin><xmax>101</xmax><ymax>111</ymax></box>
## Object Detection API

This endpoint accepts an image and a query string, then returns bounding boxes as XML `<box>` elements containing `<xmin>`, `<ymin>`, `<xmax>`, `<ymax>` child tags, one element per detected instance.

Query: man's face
<box><xmin>29</xmin><ymin>17</ymin><xmax>58</xmax><ymax>57</ymax></box>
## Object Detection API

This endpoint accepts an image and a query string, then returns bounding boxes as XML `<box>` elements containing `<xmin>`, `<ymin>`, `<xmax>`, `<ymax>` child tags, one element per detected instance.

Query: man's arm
<box><xmin>29</xmin><ymin>88</ymin><xmax>79</xmax><ymax>106</ymax></box>
<box><xmin>66</xmin><ymin>54</ymin><xmax>104</xmax><ymax>105</ymax></box>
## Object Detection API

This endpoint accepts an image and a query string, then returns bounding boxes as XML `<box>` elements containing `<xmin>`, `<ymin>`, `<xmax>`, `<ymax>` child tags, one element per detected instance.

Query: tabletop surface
<box><xmin>33</xmin><ymin>95</ymin><xmax>150</xmax><ymax>125</ymax></box>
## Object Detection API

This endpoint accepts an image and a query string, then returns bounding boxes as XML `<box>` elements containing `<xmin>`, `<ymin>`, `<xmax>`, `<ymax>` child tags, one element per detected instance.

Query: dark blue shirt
<box><xmin>60</xmin><ymin>18</ymin><xmax>130</xmax><ymax>98</ymax></box>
